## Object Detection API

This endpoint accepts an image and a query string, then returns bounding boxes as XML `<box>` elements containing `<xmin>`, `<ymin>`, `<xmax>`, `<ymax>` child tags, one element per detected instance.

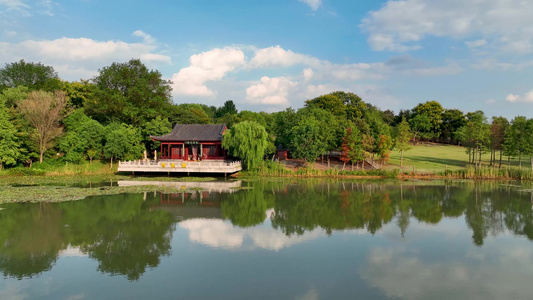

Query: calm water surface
<box><xmin>1</xmin><ymin>180</ymin><xmax>533</xmax><ymax>300</ymax></box>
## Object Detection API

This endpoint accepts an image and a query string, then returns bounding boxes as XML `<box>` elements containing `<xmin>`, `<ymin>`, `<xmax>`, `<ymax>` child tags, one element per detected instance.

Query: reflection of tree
<box><xmin>271</xmin><ymin>183</ymin><xmax>395</xmax><ymax>235</ymax></box>
<box><xmin>61</xmin><ymin>194</ymin><xmax>175</xmax><ymax>281</ymax></box>
<box><xmin>221</xmin><ymin>186</ymin><xmax>274</xmax><ymax>227</ymax></box>
<box><xmin>0</xmin><ymin>193</ymin><xmax>175</xmax><ymax>281</ymax></box>
<box><xmin>0</xmin><ymin>203</ymin><xmax>63</xmax><ymax>279</ymax></box>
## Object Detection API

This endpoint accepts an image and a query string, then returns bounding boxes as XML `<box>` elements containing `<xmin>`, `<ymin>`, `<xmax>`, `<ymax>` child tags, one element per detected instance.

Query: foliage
<box><xmin>340</xmin><ymin>127</ymin><xmax>364</xmax><ymax>168</ymax></box>
<box><xmin>86</xmin><ymin>59</ymin><xmax>172</xmax><ymax>126</ymax></box>
<box><xmin>288</xmin><ymin>118</ymin><xmax>327</xmax><ymax>162</ymax></box>
<box><xmin>170</xmin><ymin>103</ymin><xmax>212</xmax><ymax>125</ymax></box>
<box><xmin>222</xmin><ymin>121</ymin><xmax>269</xmax><ymax>170</ymax></box>
<box><xmin>409</xmin><ymin>113</ymin><xmax>431</xmax><ymax>143</ymax></box>
<box><xmin>0</xmin><ymin>97</ymin><xmax>20</xmax><ymax>169</ymax></box>
<box><xmin>0</xmin><ymin>59</ymin><xmax>60</xmax><ymax>91</ymax></box>
<box><xmin>103</xmin><ymin>123</ymin><xmax>144</xmax><ymax>166</ymax></box>
<box><xmin>214</xmin><ymin>100</ymin><xmax>238</xmax><ymax>119</ymax></box>
<box><xmin>141</xmin><ymin>116</ymin><xmax>171</xmax><ymax>150</ymax></box>
<box><xmin>394</xmin><ymin>117</ymin><xmax>411</xmax><ymax>167</ymax></box>
<box><xmin>412</xmin><ymin>100</ymin><xmax>444</xmax><ymax>137</ymax></box>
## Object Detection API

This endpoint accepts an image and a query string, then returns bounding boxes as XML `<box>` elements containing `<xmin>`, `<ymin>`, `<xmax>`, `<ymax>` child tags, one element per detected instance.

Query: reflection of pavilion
<box><xmin>118</xmin><ymin>180</ymin><xmax>242</xmax><ymax>221</ymax></box>
<box><xmin>117</xmin><ymin>180</ymin><xmax>242</xmax><ymax>193</ymax></box>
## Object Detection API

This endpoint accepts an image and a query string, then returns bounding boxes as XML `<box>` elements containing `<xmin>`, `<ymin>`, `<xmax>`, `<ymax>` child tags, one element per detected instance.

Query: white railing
<box><xmin>118</xmin><ymin>159</ymin><xmax>242</xmax><ymax>173</ymax></box>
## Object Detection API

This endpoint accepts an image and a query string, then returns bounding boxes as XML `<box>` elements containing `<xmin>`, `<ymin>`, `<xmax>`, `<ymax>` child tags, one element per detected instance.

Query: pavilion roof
<box><xmin>151</xmin><ymin>124</ymin><xmax>226</xmax><ymax>142</ymax></box>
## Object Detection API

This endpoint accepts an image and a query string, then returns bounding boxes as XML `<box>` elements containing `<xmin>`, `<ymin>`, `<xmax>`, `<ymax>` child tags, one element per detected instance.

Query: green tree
<box><xmin>103</xmin><ymin>123</ymin><xmax>144</xmax><ymax>167</ymax></box>
<box><xmin>0</xmin><ymin>86</ymin><xmax>29</xmax><ymax>108</ymax></box>
<box><xmin>141</xmin><ymin>116</ymin><xmax>171</xmax><ymax>151</ymax></box>
<box><xmin>86</xmin><ymin>59</ymin><xmax>172</xmax><ymax>126</ymax></box>
<box><xmin>0</xmin><ymin>60</ymin><xmax>60</xmax><ymax>91</ymax></box>
<box><xmin>394</xmin><ymin>117</ymin><xmax>411</xmax><ymax>167</ymax></box>
<box><xmin>59</xmin><ymin>80</ymin><xmax>95</xmax><ymax>108</ymax></box>
<box><xmin>0</xmin><ymin>97</ymin><xmax>20</xmax><ymax>170</ymax></box>
<box><xmin>412</xmin><ymin>101</ymin><xmax>444</xmax><ymax>139</ymax></box>
<box><xmin>215</xmin><ymin>100</ymin><xmax>238</xmax><ymax>119</ymax></box>
<box><xmin>490</xmin><ymin>116</ymin><xmax>508</xmax><ymax>168</ymax></box>
<box><xmin>440</xmin><ymin>108</ymin><xmax>465</xmax><ymax>144</ymax></box>
<box><xmin>409</xmin><ymin>113</ymin><xmax>431</xmax><ymax>144</ymax></box>
<box><xmin>222</xmin><ymin>121</ymin><xmax>269</xmax><ymax>170</ymax></box>
<box><xmin>18</xmin><ymin>90</ymin><xmax>69</xmax><ymax>163</ymax></box>
<box><xmin>456</xmin><ymin>111</ymin><xmax>490</xmax><ymax>166</ymax></box>
<box><xmin>504</xmin><ymin>116</ymin><xmax>529</xmax><ymax>168</ymax></box>
<box><xmin>288</xmin><ymin>118</ymin><xmax>327</xmax><ymax>162</ymax></box>
<box><xmin>170</xmin><ymin>103</ymin><xmax>212</xmax><ymax>125</ymax></box>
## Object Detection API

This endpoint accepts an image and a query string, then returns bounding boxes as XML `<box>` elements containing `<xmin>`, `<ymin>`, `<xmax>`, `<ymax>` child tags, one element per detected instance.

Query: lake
<box><xmin>1</xmin><ymin>179</ymin><xmax>532</xmax><ymax>300</ymax></box>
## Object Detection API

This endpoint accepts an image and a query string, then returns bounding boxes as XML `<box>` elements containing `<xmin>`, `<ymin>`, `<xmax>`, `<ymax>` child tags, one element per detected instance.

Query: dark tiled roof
<box><xmin>151</xmin><ymin>124</ymin><xmax>226</xmax><ymax>142</ymax></box>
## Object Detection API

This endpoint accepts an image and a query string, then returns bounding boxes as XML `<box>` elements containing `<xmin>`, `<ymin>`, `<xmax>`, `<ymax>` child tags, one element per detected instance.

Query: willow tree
<box><xmin>222</xmin><ymin>121</ymin><xmax>269</xmax><ymax>170</ymax></box>
<box><xmin>18</xmin><ymin>90</ymin><xmax>68</xmax><ymax>163</ymax></box>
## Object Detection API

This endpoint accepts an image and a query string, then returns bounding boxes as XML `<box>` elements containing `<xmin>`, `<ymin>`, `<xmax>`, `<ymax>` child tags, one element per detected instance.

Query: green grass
<box><xmin>386</xmin><ymin>143</ymin><xmax>533</xmax><ymax>174</ymax></box>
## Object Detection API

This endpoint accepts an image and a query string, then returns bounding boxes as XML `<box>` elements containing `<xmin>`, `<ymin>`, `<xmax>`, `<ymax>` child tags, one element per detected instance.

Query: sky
<box><xmin>1</xmin><ymin>0</ymin><xmax>533</xmax><ymax>118</ymax></box>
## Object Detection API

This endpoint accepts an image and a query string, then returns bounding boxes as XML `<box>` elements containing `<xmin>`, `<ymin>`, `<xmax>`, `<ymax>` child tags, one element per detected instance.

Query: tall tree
<box><xmin>0</xmin><ymin>60</ymin><xmax>60</xmax><ymax>91</ymax></box>
<box><xmin>0</xmin><ymin>97</ymin><xmax>20</xmax><ymax>170</ymax></box>
<box><xmin>18</xmin><ymin>91</ymin><xmax>68</xmax><ymax>163</ymax></box>
<box><xmin>86</xmin><ymin>59</ymin><xmax>172</xmax><ymax>126</ymax></box>
<box><xmin>394</xmin><ymin>117</ymin><xmax>412</xmax><ymax>167</ymax></box>
<box><xmin>103</xmin><ymin>123</ymin><xmax>144</xmax><ymax>167</ymax></box>
<box><xmin>222</xmin><ymin>121</ymin><xmax>269</xmax><ymax>170</ymax></box>
<box><xmin>490</xmin><ymin>116</ymin><xmax>508</xmax><ymax>168</ymax></box>
<box><xmin>409</xmin><ymin>113</ymin><xmax>431</xmax><ymax>144</ymax></box>
<box><xmin>504</xmin><ymin>116</ymin><xmax>529</xmax><ymax>168</ymax></box>
<box><xmin>340</xmin><ymin>127</ymin><xmax>364</xmax><ymax>170</ymax></box>
<box><xmin>412</xmin><ymin>101</ymin><xmax>444</xmax><ymax>139</ymax></box>
<box><xmin>214</xmin><ymin>100</ymin><xmax>238</xmax><ymax>119</ymax></box>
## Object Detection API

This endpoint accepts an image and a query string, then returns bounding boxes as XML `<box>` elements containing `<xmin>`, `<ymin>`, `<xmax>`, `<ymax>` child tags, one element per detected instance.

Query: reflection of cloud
<box><xmin>0</xmin><ymin>282</ymin><xmax>29</xmax><ymax>300</ymax></box>
<box><xmin>360</xmin><ymin>242</ymin><xmax>533</xmax><ymax>300</ymax></box>
<box><xmin>180</xmin><ymin>219</ymin><xmax>243</xmax><ymax>249</ymax></box>
<box><xmin>59</xmin><ymin>245</ymin><xmax>87</xmax><ymax>257</ymax></box>
<box><xmin>179</xmin><ymin>217</ymin><xmax>327</xmax><ymax>251</ymax></box>
<box><xmin>294</xmin><ymin>288</ymin><xmax>319</xmax><ymax>300</ymax></box>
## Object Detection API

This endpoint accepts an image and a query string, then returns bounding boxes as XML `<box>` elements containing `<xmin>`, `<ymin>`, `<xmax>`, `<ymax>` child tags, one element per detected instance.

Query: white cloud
<box><xmin>0</xmin><ymin>0</ymin><xmax>29</xmax><ymax>11</ymax></box>
<box><xmin>303</xmin><ymin>68</ymin><xmax>313</xmax><ymax>81</ymax></box>
<box><xmin>132</xmin><ymin>30</ymin><xmax>156</xmax><ymax>45</ymax></box>
<box><xmin>505</xmin><ymin>90</ymin><xmax>533</xmax><ymax>103</ymax></box>
<box><xmin>465</xmin><ymin>39</ymin><xmax>487</xmax><ymax>49</ymax></box>
<box><xmin>246</xmin><ymin>76</ymin><xmax>297</xmax><ymax>105</ymax></box>
<box><xmin>298</xmin><ymin>0</ymin><xmax>322</xmax><ymax>11</ymax></box>
<box><xmin>171</xmin><ymin>47</ymin><xmax>245</xmax><ymax>97</ymax></box>
<box><xmin>0</xmin><ymin>32</ymin><xmax>171</xmax><ymax>80</ymax></box>
<box><xmin>360</xmin><ymin>0</ymin><xmax>533</xmax><ymax>54</ymax></box>
<box><xmin>249</xmin><ymin>45</ymin><xmax>317</xmax><ymax>68</ymax></box>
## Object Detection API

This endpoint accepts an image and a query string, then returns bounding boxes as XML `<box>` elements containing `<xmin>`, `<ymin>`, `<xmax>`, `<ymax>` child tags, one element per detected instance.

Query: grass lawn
<box><xmin>385</xmin><ymin>143</ymin><xmax>533</xmax><ymax>173</ymax></box>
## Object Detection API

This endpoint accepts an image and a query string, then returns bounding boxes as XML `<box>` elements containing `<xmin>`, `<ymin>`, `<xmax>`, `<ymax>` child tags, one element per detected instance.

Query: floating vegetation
<box><xmin>0</xmin><ymin>185</ymin><xmax>203</xmax><ymax>204</ymax></box>
<box><xmin>230</xmin><ymin>186</ymin><xmax>254</xmax><ymax>190</ymax></box>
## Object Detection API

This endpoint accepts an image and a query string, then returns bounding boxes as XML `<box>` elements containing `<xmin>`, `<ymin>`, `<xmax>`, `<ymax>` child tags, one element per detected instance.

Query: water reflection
<box><xmin>0</xmin><ymin>180</ymin><xmax>533</xmax><ymax>285</ymax></box>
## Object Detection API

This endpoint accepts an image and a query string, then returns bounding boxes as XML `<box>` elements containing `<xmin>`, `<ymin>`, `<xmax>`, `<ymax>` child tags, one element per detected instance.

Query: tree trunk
<box><xmin>351</xmin><ymin>162</ymin><xmax>354</xmax><ymax>171</ymax></box>
<box><xmin>90</xmin><ymin>157</ymin><xmax>93</xmax><ymax>164</ymax></box>
<box><xmin>0</xmin><ymin>161</ymin><xmax>2</xmax><ymax>171</ymax></box>
<box><xmin>400</xmin><ymin>150</ymin><xmax>404</xmax><ymax>167</ymax></box>
<box><xmin>110</xmin><ymin>156</ymin><xmax>113</xmax><ymax>168</ymax></box>
<box><xmin>519</xmin><ymin>153</ymin><xmax>522</xmax><ymax>168</ymax></box>
<box><xmin>499</xmin><ymin>150</ymin><xmax>503</xmax><ymax>168</ymax></box>
<box><xmin>40</xmin><ymin>151</ymin><xmax>44</xmax><ymax>163</ymax></box>
<box><xmin>342</xmin><ymin>162</ymin><xmax>345</xmax><ymax>170</ymax></box>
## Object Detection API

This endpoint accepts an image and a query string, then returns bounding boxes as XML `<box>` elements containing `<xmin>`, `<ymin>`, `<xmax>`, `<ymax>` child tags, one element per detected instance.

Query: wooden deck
<box><xmin>117</xmin><ymin>159</ymin><xmax>242</xmax><ymax>174</ymax></box>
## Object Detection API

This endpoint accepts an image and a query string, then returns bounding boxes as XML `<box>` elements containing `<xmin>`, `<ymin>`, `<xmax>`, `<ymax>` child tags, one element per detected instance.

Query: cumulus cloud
<box><xmin>505</xmin><ymin>90</ymin><xmax>533</xmax><ymax>103</ymax></box>
<box><xmin>298</xmin><ymin>0</ymin><xmax>322</xmax><ymax>11</ymax></box>
<box><xmin>171</xmin><ymin>47</ymin><xmax>245</xmax><ymax>97</ymax></box>
<box><xmin>0</xmin><ymin>31</ymin><xmax>171</xmax><ymax>80</ymax></box>
<box><xmin>360</xmin><ymin>0</ymin><xmax>533</xmax><ymax>53</ymax></box>
<box><xmin>246</xmin><ymin>76</ymin><xmax>297</xmax><ymax>105</ymax></box>
<box><xmin>248</xmin><ymin>45</ymin><xmax>318</xmax><ymax>68</ymax></box>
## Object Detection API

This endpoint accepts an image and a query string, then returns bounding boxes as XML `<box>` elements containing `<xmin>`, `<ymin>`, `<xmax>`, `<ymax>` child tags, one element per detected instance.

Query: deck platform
<box><xmin>117</xmin><ymin>159</ymin><xmax>242</xmax><ymax>174</ymax></box>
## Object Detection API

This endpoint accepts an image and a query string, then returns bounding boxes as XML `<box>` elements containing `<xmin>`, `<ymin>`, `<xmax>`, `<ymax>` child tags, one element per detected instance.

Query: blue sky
<box><xmin>1</xmin><ymin>0</ymin><xmax>533</xmax><ymax>118</ymax></box>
